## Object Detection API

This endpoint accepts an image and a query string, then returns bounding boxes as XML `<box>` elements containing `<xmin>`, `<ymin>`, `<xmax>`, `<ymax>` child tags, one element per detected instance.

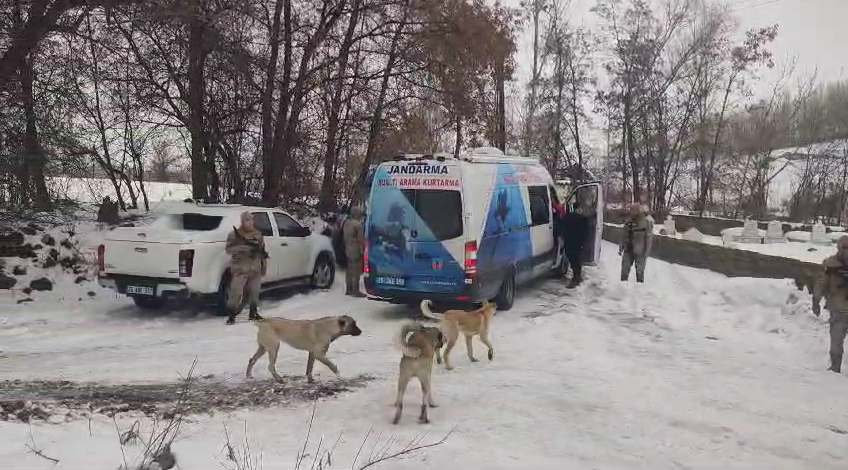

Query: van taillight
<box><xmin>363</xmin><ymin>240</ymin><xmax>369</xmax><ymax>274</ymax></box>
<box><xmin>97</xmin><ymin>244</ymin><xmax>105</xmax><ymax>271</ymax></box>
<box><xmin>179</xmin><ymin>249</ymin><xmax>195</xmax><ymax>277</ymax></box>
<box><xmin>464</xmin><ymin>241</ymin><xmax>477</xmax><ymax>281</ymax></box>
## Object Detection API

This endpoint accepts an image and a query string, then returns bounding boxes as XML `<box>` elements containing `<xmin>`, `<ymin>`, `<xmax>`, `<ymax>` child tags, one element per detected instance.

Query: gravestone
<box><xmin>765</xmin><ymin>220</ymin><xmax>785</xmax><ymax>243</ymax></box>
<box><xmin>811</xmin><ymin>221</ymin><xmax>829</xmax><ymax>244</ymax></box>
<box><xmin>736</xmin><ymin>219</ymin><xmax>763</xmax><ymax>244</ymax></box>
<box><xmin>663</xmin><ymin>215</ymin><xmax>676</xmax><ymax>236</ymax></box>
<box><xmin>682</xmin><ymin>227</ymin><xmax>704</xmax><ymax>243</ymax></box>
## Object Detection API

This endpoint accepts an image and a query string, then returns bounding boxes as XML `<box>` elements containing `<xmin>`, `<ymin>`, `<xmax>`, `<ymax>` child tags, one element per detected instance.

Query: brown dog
<box><xmin>246</xmin><ymin>315</ymin><xmax>362</xmax><ymax>382</ymax></box>
<box><xmin>394</xmin><ymin>323</ymin><xmax>443</xmax><ymax>424</ymax></box>
<box><xmin>420</xmin><ymin>299</ymin><xmax>496</xmax><ymax>370</ymax></box>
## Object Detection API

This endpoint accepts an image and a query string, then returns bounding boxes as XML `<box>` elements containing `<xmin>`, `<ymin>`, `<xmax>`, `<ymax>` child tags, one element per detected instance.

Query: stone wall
<box><xmin>604</xmin><ymin>211</ymin><xmax>832</xmax><ymax>237</ymax></box>
<box><xmin>602</xmin><ymin>224</ymin><xmax>820</xmax><ymax>293</ymax></box>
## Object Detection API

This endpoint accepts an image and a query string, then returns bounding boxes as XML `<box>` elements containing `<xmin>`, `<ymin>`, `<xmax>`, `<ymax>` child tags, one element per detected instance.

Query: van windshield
<box><xmin>401</xmin><ymin>189</ymin><xmax>463</xmax><ymax>241</ymax></box>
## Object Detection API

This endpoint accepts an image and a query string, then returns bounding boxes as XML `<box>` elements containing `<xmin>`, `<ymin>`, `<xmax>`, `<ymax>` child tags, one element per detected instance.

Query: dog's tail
<box><xmin>419</xmin><ymin>300</ymin><xmax>444</xmax><ymax>321</ymax></box>
<box><xmin>396</xmin><ymin>322</ymin><xmax>423</xmax><ymax>358</ymax></box>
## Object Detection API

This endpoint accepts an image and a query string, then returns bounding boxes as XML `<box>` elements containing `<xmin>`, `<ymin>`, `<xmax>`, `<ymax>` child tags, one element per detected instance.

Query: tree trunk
<box><xmin>495</xmin><ymin>61</ymin><xmax>506</xmax><ymax>152</ymax></box>
<box><xmin>187</xmin><ymin>1</ymin><xmax>209</xmax><ymax>200</ymax></box>
<box><xmin>260</xmin><ymin>0</ymin><xmax>285</xmax><ymax>206</ymax></box>
<box><xmin>570</xmin><ymin>71</ymin><xmax>583</xmax><ymax>178</ymax></box>
<box><xmin>698</xmin><ymin>74</ymin><xmax>735</xmax><ymax>216</ymax></box>
<box><xmin>552</xmin><ymin>49</ymin><xmax>564</xmax><ymax>178</ymax></box>
<box><xmin>454</xmin><ymin>117</ymin><xmax>463</xmax><ymax>157</ymax></box>
<box><xmin>624</xmin><ymin>97</ymin><xmax>640</xmax><ymax>202</ymax></box>
<box><xmin>353</xmin><ymin>0</ymin><xmax>410</xmax><ymax>205</ymax></box>
<box><xmin>319</xmin><ymin>0</ymin><xmax>361</xmax><ymax>213</ymax></box>
<box><xmin>20</xmin><ymin>55</ymin><xmax>49</xmax><ymax>209</ymax></box>
<box><xmin>524</xmin><ymin>0</ymin><xmax>542</xmax><ymax>158</ymax></box>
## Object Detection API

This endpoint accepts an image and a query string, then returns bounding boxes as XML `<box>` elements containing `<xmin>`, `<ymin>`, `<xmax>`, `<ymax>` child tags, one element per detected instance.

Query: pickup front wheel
<box><xmin>132</xmin><ymin>296</ymin><xmax>166</xmax><ymax>310</ymax></box>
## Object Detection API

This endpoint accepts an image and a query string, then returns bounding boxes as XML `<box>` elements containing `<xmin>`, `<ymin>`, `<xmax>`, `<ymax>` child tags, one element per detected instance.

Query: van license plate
<box><xmin>374</xmin><ymin>276</ymin><xmax>405</xmax><ymax>287</ymax></box>
<box><xmin>127</xmin><ymin>285</ymin><xmax>154</xmax><ymax>296</ymax></box>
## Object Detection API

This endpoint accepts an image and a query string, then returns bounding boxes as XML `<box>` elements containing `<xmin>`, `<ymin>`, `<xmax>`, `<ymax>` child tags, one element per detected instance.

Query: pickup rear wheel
<box><xmin>215</xmin><ymin>272</ymin><xmax>232</xmax><ymax>316</ymax></box>
<box><xmin>311</xmin><ymin>253</ymin><xmax>335</xmax><ymax>289</ymax></box>
<box><xmin>132</xmin><ymin>296</ymin><xmax>166</xmax><ymax>310</ymax></box>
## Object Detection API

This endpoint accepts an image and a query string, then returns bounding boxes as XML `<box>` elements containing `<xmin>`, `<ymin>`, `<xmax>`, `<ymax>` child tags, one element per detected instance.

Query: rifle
<box><xmin>232</xmin><ymin>227</ymin><xmax>269</xmax><ymax>259</ymax></box>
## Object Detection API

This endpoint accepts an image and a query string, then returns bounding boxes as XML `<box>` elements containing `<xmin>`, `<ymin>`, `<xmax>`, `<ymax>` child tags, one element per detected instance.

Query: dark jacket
<box><xmin>559</xmin><ymin>211</ymin><xmax>589</xmax><ymax>250</ymax></box>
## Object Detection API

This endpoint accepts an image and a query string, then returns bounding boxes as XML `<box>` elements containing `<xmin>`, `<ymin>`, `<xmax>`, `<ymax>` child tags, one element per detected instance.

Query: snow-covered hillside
<box><xmin>2</xmin><ymin>241</ymin><xmax>846</xmax><ymax>469</ymax></box>
<box><xmin>47</xmin><ymin>176</ymin><xmax>192</xmax><ymax>209</ymax></box>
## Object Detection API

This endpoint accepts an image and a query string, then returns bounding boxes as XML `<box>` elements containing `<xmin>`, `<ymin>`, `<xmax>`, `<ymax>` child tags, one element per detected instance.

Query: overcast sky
<box><xmin>503</xmin><ymin>0</ymin><xmax>848</xmax><ymax>98</ymax></box>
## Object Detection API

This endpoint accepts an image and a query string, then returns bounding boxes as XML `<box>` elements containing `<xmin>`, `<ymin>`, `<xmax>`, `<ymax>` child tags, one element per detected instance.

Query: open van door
<box><xmin>565</xmin><ymin>182</ymin><xmax>604</xmax><ymax>266</ymax></box>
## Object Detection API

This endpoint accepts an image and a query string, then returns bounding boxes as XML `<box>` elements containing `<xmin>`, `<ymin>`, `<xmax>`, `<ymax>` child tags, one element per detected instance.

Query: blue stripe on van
<box><xmin>477</xmin><ymin>164</ymin><xmax>533</xmax><ymax>278</ymax></box>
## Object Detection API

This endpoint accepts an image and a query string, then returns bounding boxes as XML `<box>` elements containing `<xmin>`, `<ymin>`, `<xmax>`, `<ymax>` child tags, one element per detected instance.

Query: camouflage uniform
<box><xmin>225</xmin><ymin>213</ymin><xmax>268</xmax><ymax>324</ymax></box>
<box><xmin>620</xmin><ymin>205</ymin><xmax>654</xmax><ymax>283</ymax></box>
<box><xmin>343</xmin><ymin>206</ymin><xmax>365</xmax><ymax>297</ymax></box>
<box><xmin>813</xmin><ymin>236</ymin><xmax>848</xmax><ymax>373</ymax></box>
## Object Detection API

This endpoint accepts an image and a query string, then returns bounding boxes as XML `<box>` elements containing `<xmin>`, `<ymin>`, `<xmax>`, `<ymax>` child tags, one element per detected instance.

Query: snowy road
<box><xmin>2</xmin><ymin>241</ymin><xmax>847</xmax><ymax>469</ymax></box>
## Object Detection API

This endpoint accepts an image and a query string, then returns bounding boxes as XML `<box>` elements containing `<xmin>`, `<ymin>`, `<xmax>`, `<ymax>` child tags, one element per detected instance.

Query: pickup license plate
<box><xmin>374</xmin><ymin>276</ymin><xmax>405</xmax><ymax>287</ymax></box>
<box><xmin>127</xmin><ymin>285</ymin><xmax>155</xmax><ymax>296</ymax></box>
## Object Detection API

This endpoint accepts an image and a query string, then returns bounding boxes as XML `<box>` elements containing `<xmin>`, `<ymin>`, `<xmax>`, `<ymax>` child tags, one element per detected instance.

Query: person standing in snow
<box><xmin>619</xmin><ymin>203</ymin><xmax>654</xmax><ymax>283</ymax></box>
<box><xmin>343</xmin><ymin>205</ymin><xmax>366</xmax><ymax>297</ymax></box>
<box><xmin>812</xmin><ymin>235</ymin><xmax>848</xmax><ymax>373</ymax></box>
<box><xmin>559</xmin><ymin>201</ymin><xmax>590</xmax><ymax>288</ymax></box>
<box><xmin>224</xmin><ymin>211</ymin><xmax>267</xmax><ymax>325</ymax></box>
<box><xmin>97</xmin><ymin>196</ymin><xmax>120</xmax><ymax>225</ymax></box>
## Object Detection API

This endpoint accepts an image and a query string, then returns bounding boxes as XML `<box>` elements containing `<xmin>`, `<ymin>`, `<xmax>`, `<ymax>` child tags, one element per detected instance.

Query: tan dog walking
<box><xmin>246</xmin><ymin>315</ymin><xmax>362</xmax><ymax>382</ymax></box>
<box><xmin>394</xmin><ymin>323</ymin><xmax>444</xmax><ymax>424</ymax></box>
<box><xmin>420</xmin><ymin>300</ymin><xmax>497</xmax><ymax>370</ymax></box>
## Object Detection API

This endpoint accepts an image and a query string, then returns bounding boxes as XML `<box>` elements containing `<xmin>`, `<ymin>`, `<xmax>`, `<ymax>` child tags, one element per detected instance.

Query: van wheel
<box><xmin>214</xmin><ymin>272</ymin><xmax>232</xmax><ymax>316</ymax></box>
<box><xmin>311</xmin><ymin>253</ymin><xmax>335</xmax><ymax>289</ymax></box>
<box><xmin>132</xmin><ymin>296</ymin><xmax>166</xmax><ymax>310</ymax></box>
<box><xmin>494</xmin><ymin>270</ymin><xmax>516</xmax><ymax>311</ymax></box>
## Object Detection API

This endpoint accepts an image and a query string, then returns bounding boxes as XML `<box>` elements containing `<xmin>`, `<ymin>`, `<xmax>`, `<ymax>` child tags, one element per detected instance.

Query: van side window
<box><xmin>528</xmin><ymin>186</ymin><xmax>550</xmax><ymax>226</ymax></box>
<box><xmin>251</xmin><ymin>212</ymin><xmax>275</xmax><ymax>237</ymax></box>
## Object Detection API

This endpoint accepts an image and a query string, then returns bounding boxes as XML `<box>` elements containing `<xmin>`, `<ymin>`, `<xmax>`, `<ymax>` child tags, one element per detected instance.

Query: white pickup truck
<box><xmin>98</xmin><ymin>204</ymin><xmax>336</xmax><ymax>312</ymax></box>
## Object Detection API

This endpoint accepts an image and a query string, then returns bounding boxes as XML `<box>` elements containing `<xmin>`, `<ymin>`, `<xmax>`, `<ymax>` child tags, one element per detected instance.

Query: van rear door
<box><xmin>407</xmin><ymin>189</ymin><xmax>465</xmax><ymax>293</ymax></box>
<box><xmin>367</xmin><ymin>161</ymin><xmax>466</xmax><ymax>295</ymax></box>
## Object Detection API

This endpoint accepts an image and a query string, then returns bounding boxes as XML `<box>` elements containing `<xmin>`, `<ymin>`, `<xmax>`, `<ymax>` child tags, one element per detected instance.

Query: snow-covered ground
<box><xmin>2</xmin><ymin>242</ymin><xmax>848</xmax><ymax>469</ymax></box>
<box><xmin>699</xmin><ymin>234</ymin><xmax>837</xmax><ymax>264</ymax></box>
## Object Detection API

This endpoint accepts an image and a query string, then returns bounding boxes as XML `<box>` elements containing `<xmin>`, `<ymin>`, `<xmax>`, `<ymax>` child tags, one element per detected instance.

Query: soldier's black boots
<box><xmin>249</xmin><ymin>305</ymin><xmax>264</xmax><ymax>321</ymax></box>
<box><xmin>567</xmin><ymin>276</ymin><xmax>582</xmax><ymax>289</ymax></box>
<box><xmin>829</xmin><ymin>353</ymin><xmax>842</xmax><ymax>373</ymax></box>
<box><xmin>226</xmin><ymin>307</ymin><xmax>238</xmax><ymax>325</ymax></box>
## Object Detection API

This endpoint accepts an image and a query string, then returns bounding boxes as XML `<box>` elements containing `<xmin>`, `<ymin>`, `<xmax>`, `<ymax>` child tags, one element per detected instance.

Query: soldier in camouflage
<box><xmin>343</xmin><ymin>205</ymin><xmax>366</xmax><ymax>297</ymax></box>
<box><xmin>812</xmin><ymin>235</ymin><xmax>848</xmax><ymax>373</ymax></box>
<box><xmin>620</xmin><ymin>203</ymin><xmax>654</xmax><ymax>283</ymax></box>
<box><xmin>224</xmin><ymin>212</ymin><xmax>268</xmax><ymax>325</ymax></box>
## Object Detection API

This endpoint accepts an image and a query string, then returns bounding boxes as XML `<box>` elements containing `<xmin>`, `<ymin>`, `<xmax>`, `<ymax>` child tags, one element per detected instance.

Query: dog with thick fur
<box><xmin>246</xmin><ymin>315</ymin><xmax>362</xmax><ymax>382</ymax></box>
<box><xmin>394</xmin><ymin>322</ymin><xmax>444</xmax><ymax>424</ymax></box>
<box><xmin>420</xmin><ymin>300</ymin><xmax>497</xmax><ymax>370</ymax></box>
